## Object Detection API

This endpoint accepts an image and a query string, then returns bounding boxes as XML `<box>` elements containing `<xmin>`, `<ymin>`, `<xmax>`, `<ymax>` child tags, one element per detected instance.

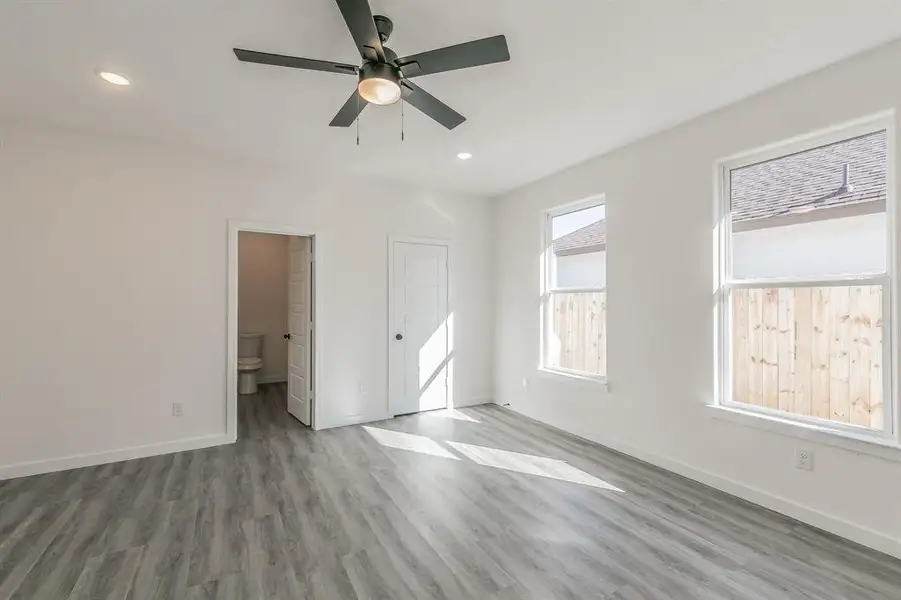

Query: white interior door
<box><xmin>389</xmin><ymin>240</ymin><xmax>449</xmax><ymax>416</ymax></box>
<box><xmin>287</xmin><ymin>236</ymin><xmax>312</xmax><ymax>426</ymax></box>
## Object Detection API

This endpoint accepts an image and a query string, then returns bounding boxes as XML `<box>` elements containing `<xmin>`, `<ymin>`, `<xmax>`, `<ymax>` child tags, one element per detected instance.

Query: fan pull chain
<box><xmin>401</xmin><ymin>96</ymin><xmax>405</xmax><ymax>142</ymax></box>
<box><xmin>356</xmin><ymin>93</ymin><xmax>360</xmax><ymax>147</ymax></box>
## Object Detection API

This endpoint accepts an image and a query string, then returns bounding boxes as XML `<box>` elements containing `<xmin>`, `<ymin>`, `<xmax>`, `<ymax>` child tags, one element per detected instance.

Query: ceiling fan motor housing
<box><xmin>383</xmin><ymin>46</ymin><xmax>399</xmax><ymax>65</ymax></box>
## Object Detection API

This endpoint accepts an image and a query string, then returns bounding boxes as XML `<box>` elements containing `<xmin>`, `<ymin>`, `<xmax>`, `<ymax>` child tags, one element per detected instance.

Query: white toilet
<box><xmin>237</xmin><ymin>333</ymin><xmax>264</xmax><ymax>394</ymax></box>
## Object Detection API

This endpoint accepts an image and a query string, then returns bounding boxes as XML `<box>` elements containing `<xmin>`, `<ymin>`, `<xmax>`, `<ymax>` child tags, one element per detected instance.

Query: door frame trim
<box><xmin>227</xmin><ymin>220</ymin><xmax>321</xmax><ymax>440</ymax></box>
<box><xmin>387</xmin><ymin>235</ymin><xmax>452</xmax><ymax>416</ymax></box>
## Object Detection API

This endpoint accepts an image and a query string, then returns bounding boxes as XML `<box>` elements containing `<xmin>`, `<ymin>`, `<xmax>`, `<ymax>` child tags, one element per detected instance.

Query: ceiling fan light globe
<box><xmin>357</xmin><ymin>62</ymin><xmax>402</xmax><ymax>106</ymax></box>
<box><xmin>358</xmin><ymin>77</ymin><xmax>401</xmax><ymax>105</ymax></box>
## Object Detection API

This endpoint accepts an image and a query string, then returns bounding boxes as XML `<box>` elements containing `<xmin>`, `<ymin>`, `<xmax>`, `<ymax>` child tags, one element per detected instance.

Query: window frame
<box><xmin>540</xmin><ymin>195</ymin><xmax>608</xmax><ymax>383</ymax></box>
<box><xmin>714</xmin><ymin>113</ymin><xmax>897</xmax><ymax>444</ymax></box>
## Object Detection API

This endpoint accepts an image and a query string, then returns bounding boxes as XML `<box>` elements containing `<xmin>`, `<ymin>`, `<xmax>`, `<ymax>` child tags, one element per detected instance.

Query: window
<box><xmin>717</xmin><ymin>117</ymin><xmax>894</xmax><ymax>439</ymax></box>
<box><xmin>542</xmin><ymin>198</ymin><xmax>607</xmax><ymax>380</ymax></box>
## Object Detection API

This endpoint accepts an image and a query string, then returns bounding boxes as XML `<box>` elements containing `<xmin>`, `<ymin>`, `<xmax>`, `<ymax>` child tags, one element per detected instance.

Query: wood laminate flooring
<box><xmin>1</xmin><ymin>383</ymin><xmax>899</xmax><ymax>599</ymax></box>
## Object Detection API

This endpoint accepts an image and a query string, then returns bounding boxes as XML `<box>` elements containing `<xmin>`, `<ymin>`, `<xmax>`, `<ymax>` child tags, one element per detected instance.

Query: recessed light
<box><xmin>457</xmin><ymin>152</ymin><xmax>472</xmax><ymax>161</ymax></box>
<box><xmin>98</xmin><ymin>71</ymin><xmax>131</xmax><ymax>86</ymax></box>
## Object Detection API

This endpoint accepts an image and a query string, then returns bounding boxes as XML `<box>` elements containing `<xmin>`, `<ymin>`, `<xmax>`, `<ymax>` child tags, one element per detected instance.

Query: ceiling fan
<box><xmin>233</xmin><ymin>0</ymin><xmax>510</xmax><ymax>130</ymax></box>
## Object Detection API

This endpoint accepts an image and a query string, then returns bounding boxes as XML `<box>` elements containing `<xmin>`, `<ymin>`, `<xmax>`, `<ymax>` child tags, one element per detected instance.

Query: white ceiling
<box><xmin>2</xmin><ymin>1</ymin><xmax>900</xmax><ymax>196</ymax></box>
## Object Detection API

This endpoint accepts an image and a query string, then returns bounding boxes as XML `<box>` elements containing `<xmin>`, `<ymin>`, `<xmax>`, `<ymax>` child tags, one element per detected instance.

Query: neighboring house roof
<box><xmin>555</xmin><ymin>130</ymin><xmax>886</xmax><ymax>257</ymax></box>
<box><xmin>730</xmin><ymin>130</ymin><xmax>886</xmax><ymax>222</ymax></box>
<box><xmin>555</xmin><ymin>220</ymin><xmax>606</xmax><ymax>257</ymax></box>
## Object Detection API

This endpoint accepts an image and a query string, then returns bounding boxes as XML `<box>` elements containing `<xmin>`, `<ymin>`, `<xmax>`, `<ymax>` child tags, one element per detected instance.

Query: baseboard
<box><xmin>609</xmin><ymin>438</ymin><xmax>901</xmax><ymax>560</ymax></box>
<box><xmin>258</xmin><ymin>375</ymin><xmax>287</xmax><ymax>385</ymax></box>
<box><xmin>454</xmin><ymin>396</ymin><xmax>494</xmax><ymax>408</ymax></box>
<box><xmin>0</xmin><ymin>434</ymin><xmax>233</xmax><ymax>481</ymax></box>
<box><xmin>504</xmin><ymin>406</ymin><xmax>901</xmax><ymax>560</ymax></box>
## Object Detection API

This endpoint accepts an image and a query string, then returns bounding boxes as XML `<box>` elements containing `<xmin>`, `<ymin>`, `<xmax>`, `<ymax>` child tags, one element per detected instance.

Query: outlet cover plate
<box><xmin>796</xmin><ymin>449</ymin><xmax>814</xmax><ymax>471</ymax></box>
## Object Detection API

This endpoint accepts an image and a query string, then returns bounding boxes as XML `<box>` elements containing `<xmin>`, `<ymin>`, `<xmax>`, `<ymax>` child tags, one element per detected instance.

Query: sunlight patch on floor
<box><xmin>422</xmin><ymin>409</ymin><xmax>480</xmax><ymax>423</ymax></box>
<box><xmin>363</xmin><ymin>426</ymin><xmax>460</xmax><ymax>460</ymax></box>
<box><xmin>446</xmin><ymin>441</ymin><xmax>624</xmax><ymax>491</ymax></box>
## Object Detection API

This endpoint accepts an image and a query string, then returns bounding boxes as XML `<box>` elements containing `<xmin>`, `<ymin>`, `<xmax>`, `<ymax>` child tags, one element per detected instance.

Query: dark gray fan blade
<box><xmin>329</xmin><ymin>91</ymin><xmax>368</xmax><ymax>127</ymax></box>
<box><xmin>401</xmin><ymin>81</ymin><xmax>465</xmax><ymax>130</ymax></box>
<box><xmin>234</xmin><ymin>49</ymin><xmax>358</xmax><ymax>75</ymax></box>
<box><xmin>334</xmin><ymin>0</ymin><xmax>385</xmax><ymax>62</ymax></box>
<box><xmin>396</xmin><ymin>35</ymin><xmax>509</xmax><ymax>78</ymax></box>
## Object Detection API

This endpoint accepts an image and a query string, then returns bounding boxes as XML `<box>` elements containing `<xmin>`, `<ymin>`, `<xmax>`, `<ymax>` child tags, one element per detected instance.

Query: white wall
<box><xmin>733</xmin><ymin>213</ymin><xmax>886</xmax><ymax>279</ymax></box>
<box><xmin>0</xmin><ymin>122</ymin><xmax>494</xmax><ymax>476</ymax></box>
<box><xmin>556</xmin><ymin>251</ymin><xmax>607</xmax><ymax>288</ymax></box>
<box><xmin>494</xmin><ymin>39</ymin><xmax>901</xmax><ymax>557</ymax></box>
<box><xmin>238</xmin><ymin>232</ymin><xmax>289</xmax><ymax>383</ymax></box>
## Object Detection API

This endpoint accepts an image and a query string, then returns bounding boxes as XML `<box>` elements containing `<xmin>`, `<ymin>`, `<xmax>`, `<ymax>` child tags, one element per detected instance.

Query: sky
<box><xmin>552</xmin><ymin>204</ymin><xmax>606</xmax><ymax>240</ymax></box>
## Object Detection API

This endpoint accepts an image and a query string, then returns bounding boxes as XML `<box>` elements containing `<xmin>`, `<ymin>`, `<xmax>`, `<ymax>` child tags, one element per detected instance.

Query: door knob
<box><xmin>395</xmin><ymin>333</ymin><xmax>403</xmax><ymax>341</ymax></box>
<box><xmin>284</xmin><ymin>333</ymin><xmax>291</xmax><ymax>340</ymax></box>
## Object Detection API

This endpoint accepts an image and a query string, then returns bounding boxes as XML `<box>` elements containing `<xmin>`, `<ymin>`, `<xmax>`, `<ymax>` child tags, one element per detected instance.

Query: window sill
<box><xmin>536</xmin><ymin>368</ymin><xmax>609</xmax><ymax>390</ymax></box>
<box><xmin>706</xmin><ymin>404</ymin><xmax>901</xmax><ymax>463</ymax></box>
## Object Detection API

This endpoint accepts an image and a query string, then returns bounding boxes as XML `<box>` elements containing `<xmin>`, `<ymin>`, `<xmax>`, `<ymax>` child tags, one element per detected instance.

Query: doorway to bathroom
<box><xmin>227</xmin><ymin>221</ymin><xmax>318</xmax><ymax>440</ymax></box>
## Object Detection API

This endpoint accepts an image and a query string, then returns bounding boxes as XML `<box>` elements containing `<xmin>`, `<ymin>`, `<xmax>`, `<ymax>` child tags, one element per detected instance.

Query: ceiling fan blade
<box><xmin>397</xmin><ymin>35</ymin><xmax>510</xmax><ymax>78</ymax></box>
<box><xmin>333</xmin><ymin>0</ymin><xmax>385</xmax><ymax>63</ymax></box>
<box><xmin>401</xmin><ymin>81</ymin><xmax>465</xmax><ymax>130</ymax></box>
<box><xmin>234</xmin><ymin>49</ymin><xmax>358</xmax><ymax>75</ymax></box>
<box><xmin>329</xmin><ymin>91</ymin><xmax>368</xmax><ymax>127</ymax></box>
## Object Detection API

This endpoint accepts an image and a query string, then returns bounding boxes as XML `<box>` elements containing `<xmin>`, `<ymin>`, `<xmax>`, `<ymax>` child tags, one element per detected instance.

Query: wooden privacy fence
<box><xmin>550</xmin><ymin>292</ymin><xmax>607</xmax><ymax>376</ymax></box>
<box><xmin>732</xmin><ymin>285</ymin><xmax>884</xmax><ymax>430</ymax></box>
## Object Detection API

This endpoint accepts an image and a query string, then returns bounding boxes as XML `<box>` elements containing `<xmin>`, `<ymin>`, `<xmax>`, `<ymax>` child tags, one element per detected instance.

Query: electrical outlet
<box><xmin>172</xmin><ymin>402</ymin><xmax>184</xmax><ymax>417</ymax></box>
<box><xmin>358</xmin><ymin>384</ymin><xmax>366</xmax><ymax>396</ymax></box>
<box><xmin>795</xmin><ymin>449</ymin><xmax>814</xmax><ymax>471</ymax></box>
<box><xmin>522</xmin><ymin>377</ymin><xmax>529</xmax><ymax>392</ymax></box>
